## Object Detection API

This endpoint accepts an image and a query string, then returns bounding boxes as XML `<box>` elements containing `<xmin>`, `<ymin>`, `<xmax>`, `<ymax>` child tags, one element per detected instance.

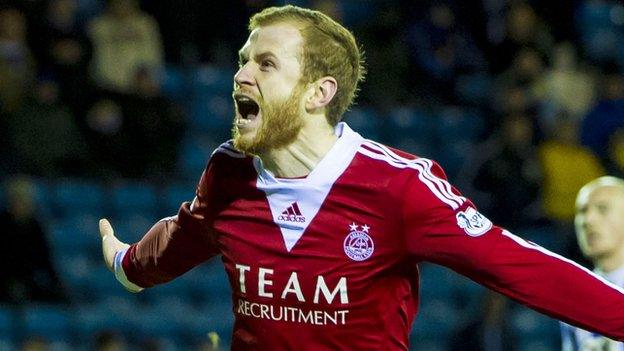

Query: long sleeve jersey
<box><xmin>115</xmin><ymin>123</ymin><xmax>624</xmax><ymax>350</ymax></box>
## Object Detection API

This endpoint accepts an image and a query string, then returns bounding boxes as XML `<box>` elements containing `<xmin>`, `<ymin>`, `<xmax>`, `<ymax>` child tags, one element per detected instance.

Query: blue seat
<box><xmin>74</xmin><ymin>299</ymin><xmax>136</xmax><ymax>344</ymax></box>
<box><xmin>53</xmin><ymin>179</ymin><xmax>105</xmax><ymax>218</ymax></box>
<box><xmin>110</xmin><ymin>182</ymin><xmax>157</xmax><ymax>218</ymax></box>
<box><xmin>343</xmin><ymin>106</ymin><xmax>382</xmax><ymax>140</ymax></box>
<box><xmin>0</xmin><ymin>306</ymin><xmax>15</xmax><ymax>340</ymax></box>
<box><xmin>47</xmin><ymin>214</ymin><xmax>101</xmax><ymax>256</ymax></box>
<box><xmin>87</xmin><ymin>265</ymin><xmax>132</xmax><ymax>302</ymax></box>
<box><xmin>191</xmin><ymin>65</ymin><xmax>234</xmax><ymax>96</ymax></box>
<box><xmin>411</xmin><ymin>298</ymin><xmax>459</xmax><ymax>340</ymax></box>
<box><xmin>54</xmin><ymin>252</ymin><xmax>92</xmax><ymax>302</ymax></box>
<box><xmin>418</xmin><ymin>263</ymin><xmax>458</xmax><ymax>301</ymax></box>
<box><xmin>455</xmin><ymin>73</ymin><xmax>492</xmax><ymax>105</ymax></box>
<box><xmin>386</xmin><ymin>106</ymin><xmax>436</xmax><ymax>148</ymax></box>
<box><xmin>159</xmin><ymin>65</ymin><xmax>188</xmax><ymax>102</ymax></box>
<box><xmin>436</xmin><ymin>106</ymin><xmax>484</xmax><ymax>142</ymax></box>
<box><xmin>183</xmin><ymin>260</ymin><xmax>232</xmax><ymax>305</ymax></box>
<box><xmin>510</xmin><ymin>306</ymin><xmax>560</xmax><ymax>341</ymax></box>
<box><xmin>163</xmin><ymin>183</ymin><xmax>196</xmax><ymax>216</ymax></box>
<box><xmin>21</xmin><ymin>305</ymin><xmax>73</xmax><ymax>342</ymax></box>
<box><xmin>111</xmin><ymin>214</ymin><xmax>155</xmax><ymax>243</ymax></box>
<box><xmin>177</xmin><ymin>134</ymin><xmax>219</xmax><ymax>178</ymax></box>
<box><xmin>132</xmin><ymin>301</ymin><xmax>189</xmax><ymax>343</ymax></box>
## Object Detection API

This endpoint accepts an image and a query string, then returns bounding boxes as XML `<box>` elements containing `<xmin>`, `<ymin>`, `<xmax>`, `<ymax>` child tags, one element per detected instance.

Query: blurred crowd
<box><xmin>2</xmin><ymin>0</ymin><xmax>624</xmax><ymax>350</ymax></box>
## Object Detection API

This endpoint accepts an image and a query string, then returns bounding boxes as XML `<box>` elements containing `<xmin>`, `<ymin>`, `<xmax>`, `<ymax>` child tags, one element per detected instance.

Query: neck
<box><xmin>595</xmin><ymin>249</ymin><xmax>624</xmax><ymax>273</ymax></box>
<box><xmin>259</xmin><ymin>118</ymin><xmax>338</xmax><ymax>178</ymax></box>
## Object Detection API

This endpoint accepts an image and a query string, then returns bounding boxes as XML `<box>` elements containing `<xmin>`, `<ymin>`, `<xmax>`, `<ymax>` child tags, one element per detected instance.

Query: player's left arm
<box><xmin>401</xmin><ymin>159</ymin><xmax>624</xmax><ymax>341</ymax></box>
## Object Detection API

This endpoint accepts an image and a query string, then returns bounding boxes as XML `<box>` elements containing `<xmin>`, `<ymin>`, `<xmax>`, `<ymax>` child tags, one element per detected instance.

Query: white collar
<box><xmin>253</xmin><ymin>122</ymin><xmax>363</xmax><ymax>187</ymax></box>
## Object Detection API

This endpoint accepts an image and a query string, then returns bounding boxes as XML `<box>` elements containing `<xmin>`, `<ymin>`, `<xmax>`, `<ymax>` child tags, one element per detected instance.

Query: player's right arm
<box><xmin>98</xmin><ymin>159</ymin><xmax>222</xmax><ymax>292</ymax></box>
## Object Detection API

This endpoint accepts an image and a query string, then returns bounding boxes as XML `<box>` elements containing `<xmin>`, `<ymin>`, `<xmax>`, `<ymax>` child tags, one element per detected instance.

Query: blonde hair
<box><xmin>249</xmin><ymin>5</ymin><xmax>366</xmax><ymax>125</ymax></box>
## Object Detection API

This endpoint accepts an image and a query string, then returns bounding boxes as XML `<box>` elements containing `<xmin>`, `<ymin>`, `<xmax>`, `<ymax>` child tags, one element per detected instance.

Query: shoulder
<box><xmin>356</xmin><ymin>139</ymin><xmax>440</xmax><ymax>176</ymax></box>
<box><xmin>210</xmin><ymin>140</ymin><xmax>247</xmax><ymax>160</ymax></box>
<box><xmin>357</xmin><ymin>139</ymin><xmax>466</xmax><ymax>210</ymax></box>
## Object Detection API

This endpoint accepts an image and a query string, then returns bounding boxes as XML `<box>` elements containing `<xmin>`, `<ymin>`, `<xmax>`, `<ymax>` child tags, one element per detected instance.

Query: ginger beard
<box><xmin>232</xmin><ymin>83</ymin><xmax>306</xmax><ymax>155</ymax></box>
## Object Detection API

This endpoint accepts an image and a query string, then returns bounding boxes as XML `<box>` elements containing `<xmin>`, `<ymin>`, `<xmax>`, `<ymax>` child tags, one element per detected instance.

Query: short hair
<box><xmin>576</xmin><ymin>176</ymin><xmax>624</xmax><ymax>208</ymax></box>
<box><xmin>249</xmin><ymin>5</ymin><xmax>366</xmax><ymax>125</ymax></box>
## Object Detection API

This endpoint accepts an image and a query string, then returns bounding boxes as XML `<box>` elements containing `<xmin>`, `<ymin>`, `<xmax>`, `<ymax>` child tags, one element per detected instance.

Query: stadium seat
<box><xmin>87</xmin><ymin>265</ymin><xmax>133</xmax><ymax>302</ymax></box>
<box><xmin>177</xmin><ymin>133</ymin><xmax>219</xmax><ymax>179</ymax></box>
<box><xmin>343</xmin><ymin>106</ymin><xmax>382</xmax><ymax>140</ymax></box>
<box><xmin>52</xmin><ymin>179</ymin><xmax>105</xmax><ymax>218</ymax></box>
<box><xmin>418</xmin><ymin>263</ymin><xmax>457</xmax><ymax>300</ymax></box>
<box><xmin>20</xmin><ymin>305</ymin><xmax>73</xmax><ymax>342</ymax></box>
<box><xmin>47</xmin><ymin>214</ymin><xmax>101</xmax><ymax>256</ymax></box>
<box><xmin>191</xmin><ymin>65</ymin><xmax>234</xmax><ymax>96</ymax></box>
<box><xmin>411</xmin><ymin>298</ymin><xmax>459</xmax><ymax>341</ymax></box>
<box><xmin>0</xmin><ymin>306</ymin><xmax>15</xmax><ymax>341</ymax></box>
<box><xmin>183</xmin><ymin>260</ymin><xmax>232</xmax><ymax>305</ymax></box>
<box><xmin>73</xmin><ymin>299</ymin><xmax>136</xmax><ymax>344</ymax></box>
<box><xmin>55</xmin><ymin>254</ymin><xmax>96</xmax><ymax>302</ymax></box>
<box><xmin>510</xmin><ymin>306</ymin><xmax>560</xmax><ymax>345</ymax></box>
<box><xmin>163</xmin><ymin>182</ymin><xmax>196</xmax><ymax>215</ymax></box>
<box><xmin>111</xmin><ymin>213</ymin><xmax>155</xmax><ymax>243</ymax></box>
<box><xmin>159</xmin><ymin>65</ymin><xmax>189</xmax><ymax>102</ymax></box>
<box><xmin>454</xmin><ymin>73</ymin><xmax>492</xmax><ymax>105</ymax></box>
<box><xmin>110</xmin><ymin>181</ymin><xmax>158</xmax><ymax>218</ymax></box>
<box><xmin>436</xmin><ymin>107</ymin><xmax>484</xmax><ymax>143</ymax></box>
<box><xmin>132</xmin><ymin>300</ymin><xmax>190</xmax><ymax>344</ymax></box>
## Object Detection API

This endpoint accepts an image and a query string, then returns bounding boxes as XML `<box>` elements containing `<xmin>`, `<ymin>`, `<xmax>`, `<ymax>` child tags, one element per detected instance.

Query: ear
<box><xmin>305</xmin><ymin>76</ymin><xmax>337</xmax><ymax>111</ymax></box>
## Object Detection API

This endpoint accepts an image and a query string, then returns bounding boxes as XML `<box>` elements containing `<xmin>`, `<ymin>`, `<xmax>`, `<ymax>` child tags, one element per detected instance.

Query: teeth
<box><xmin>237</xmin><ymin>118</ymin><xmax>251</xmax><ymax>125</ymax></box>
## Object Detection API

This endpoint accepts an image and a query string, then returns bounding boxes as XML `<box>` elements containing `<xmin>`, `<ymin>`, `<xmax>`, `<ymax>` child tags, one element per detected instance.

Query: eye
<box><xmin>260</xmin><ymin>59</ymin><xmax>275</xmax><ymax>69</ymax></box>
<box><xmin>597</xmin><ymin>204</ymin><xmax>609</xmax><ymax>215</ymax></box>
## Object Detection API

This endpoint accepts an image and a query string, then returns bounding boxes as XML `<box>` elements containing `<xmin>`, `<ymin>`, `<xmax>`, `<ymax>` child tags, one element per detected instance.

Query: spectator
<box><xmin>404</xmin><ymin>3</ymin><xmax>486</xmax><ymax>104</ymax></box>
<box><xmin>0</xmin><ymin>7</ymin><xmax>36</xmax><ymax>115</ymax></box>
<box><xmin>539</xmin><ymin>116</ymin><xmax>605</xmax><ymax>223</ymax></box>
<box><xmin>95</xmin><ymin>330</ymin><xmax>127</xmax><ymax>351</ymax></box>
<box><xmin>450</xmin><ymin>291</ymin><xmax>515</xmax><ymax>351</ymax></box>
<box><xmin>471</xmin><ymin>113</ymin><xmax>543</xmax><ymax>230</ymax></box>
<box><xmin>117</xmin><ymin>67</ymin><xmax>185</xmax><ymax>178</ymax></box>
<box><xmin>533</xmin><ymin>41</ymin><xmax>597</xmax><ymax>128</ymax></box>
<box><xmin>489</xmin><ymin>2</ymin><xmax>553</xmax><ymax>73</ymax></box>
<box><xmin>87</xmin><ymin>0</ymin><xmax>163</xmax><ymax>93</ymax></box>
<box><xmin>581</xmin><ymin>67</ymin><xmax>624</xmax><ymax>173</ymax></box>
<box><xmin>6</xmin><ymin>74</ymin><xmax>89</xmax><ymax>176</ymax></box>
<box><xmin>32</xmin><ymin>0</ymin><xmax>93</xmax><ymax>115</ymax></box>
<box><xmin>0</xmin><ymin>176</ymin><xmax>65</xmax><ymax>304</ymax></box>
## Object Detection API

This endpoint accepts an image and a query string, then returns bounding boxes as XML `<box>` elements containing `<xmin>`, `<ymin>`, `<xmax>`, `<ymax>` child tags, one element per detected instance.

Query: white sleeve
<box><xmin>113</xmin><ymin>248</ymin><xmax>144</xmax><ymax>293</ymax></box>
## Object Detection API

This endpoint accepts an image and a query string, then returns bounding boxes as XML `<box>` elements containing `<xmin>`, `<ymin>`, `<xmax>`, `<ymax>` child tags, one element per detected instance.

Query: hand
<box><xmin>99</xmin><ymin>218</ymin><xmax>130</xmax><ymax>272</ymax></box>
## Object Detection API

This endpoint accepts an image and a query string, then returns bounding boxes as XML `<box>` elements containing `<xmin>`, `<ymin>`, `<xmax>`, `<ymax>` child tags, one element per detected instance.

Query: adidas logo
<box><xmin>278</xmin><ymin>202</ymin><xmax>306</xmax><ymax>223</ymax></box>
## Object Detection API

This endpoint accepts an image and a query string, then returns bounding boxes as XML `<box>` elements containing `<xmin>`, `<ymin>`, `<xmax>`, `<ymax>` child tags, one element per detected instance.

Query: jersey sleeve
<box><xmin>115</xmin><ymin>158</ymin><xmax>222</xmax><ymax>290</ymax></box>
<box><xmin>401</xmin><ymin>158</ymin><xmax>624</xmax><ymax>341</ymax></box>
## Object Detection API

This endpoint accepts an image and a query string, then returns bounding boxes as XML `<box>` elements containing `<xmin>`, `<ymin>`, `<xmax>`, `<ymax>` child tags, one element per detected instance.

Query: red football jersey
<box><xmin>115</xmin><ymin>123</ymin><xmax>624</xmax><ymax>350</ymax></box>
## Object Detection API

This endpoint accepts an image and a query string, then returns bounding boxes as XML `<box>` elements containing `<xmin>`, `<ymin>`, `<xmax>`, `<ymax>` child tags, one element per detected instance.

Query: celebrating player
<box><xmin>562</xmin><ymin>176</ymin><xmax>624</xmax><ymax>351</ymax></box>
<box><xmin>98</xmin><ymin>5</ymin><xmax>624</xmax><ymax>350</ymax></box>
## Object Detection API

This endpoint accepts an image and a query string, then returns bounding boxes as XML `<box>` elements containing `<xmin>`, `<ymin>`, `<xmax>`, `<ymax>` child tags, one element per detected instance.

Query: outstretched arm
<box><xmin>399</xmin><ymin>158</ymin><xmax>624</xmax><ymax>341</ymax></box>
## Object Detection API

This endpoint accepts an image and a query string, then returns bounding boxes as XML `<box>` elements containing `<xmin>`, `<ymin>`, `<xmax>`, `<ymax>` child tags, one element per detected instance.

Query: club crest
<box><xmin>343</xmin><ymin>223</ymin><xmax>374</xmax><ymax>261</ymax></box>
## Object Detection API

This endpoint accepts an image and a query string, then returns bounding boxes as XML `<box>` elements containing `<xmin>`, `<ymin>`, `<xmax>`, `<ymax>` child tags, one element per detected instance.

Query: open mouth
<box><xmin>234</xmin><ymin>94</ymin><xmax>260</xmax><ymax>123</ymax></box>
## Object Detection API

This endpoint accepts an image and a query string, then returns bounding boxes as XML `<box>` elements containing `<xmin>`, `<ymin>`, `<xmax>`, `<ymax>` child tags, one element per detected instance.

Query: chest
<box><xmin>211</xmin><ymin>177</ymin><xmax>405</xmax><ymax>306</ymax></box>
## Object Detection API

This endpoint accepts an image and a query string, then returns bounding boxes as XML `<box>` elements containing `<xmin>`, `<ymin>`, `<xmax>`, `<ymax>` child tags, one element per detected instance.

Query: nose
<box><xmin>234</xmin><ymin>63</ymin><xmax>255</xmax><ymax>88</ymax></box>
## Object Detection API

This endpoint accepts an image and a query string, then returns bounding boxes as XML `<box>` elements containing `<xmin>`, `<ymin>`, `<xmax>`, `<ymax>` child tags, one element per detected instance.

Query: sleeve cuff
<box><xmin>113</xmin><ymin>248</ymin><xmax>144</xmax><ymax>293</ymax></box>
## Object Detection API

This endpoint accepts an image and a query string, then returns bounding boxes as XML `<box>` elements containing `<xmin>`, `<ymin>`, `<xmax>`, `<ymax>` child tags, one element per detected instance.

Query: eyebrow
<box><xmin>238</xmin><ymin>50</ymin><xmax>279</xmax><ymax>64</ymax></box>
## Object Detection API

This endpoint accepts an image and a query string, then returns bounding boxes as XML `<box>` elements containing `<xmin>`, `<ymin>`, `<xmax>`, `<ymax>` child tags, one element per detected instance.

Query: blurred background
<box><xmin>1</xmin><ymin>0</ymin><xmax>624</xmax><ymax>349</ymax></box>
